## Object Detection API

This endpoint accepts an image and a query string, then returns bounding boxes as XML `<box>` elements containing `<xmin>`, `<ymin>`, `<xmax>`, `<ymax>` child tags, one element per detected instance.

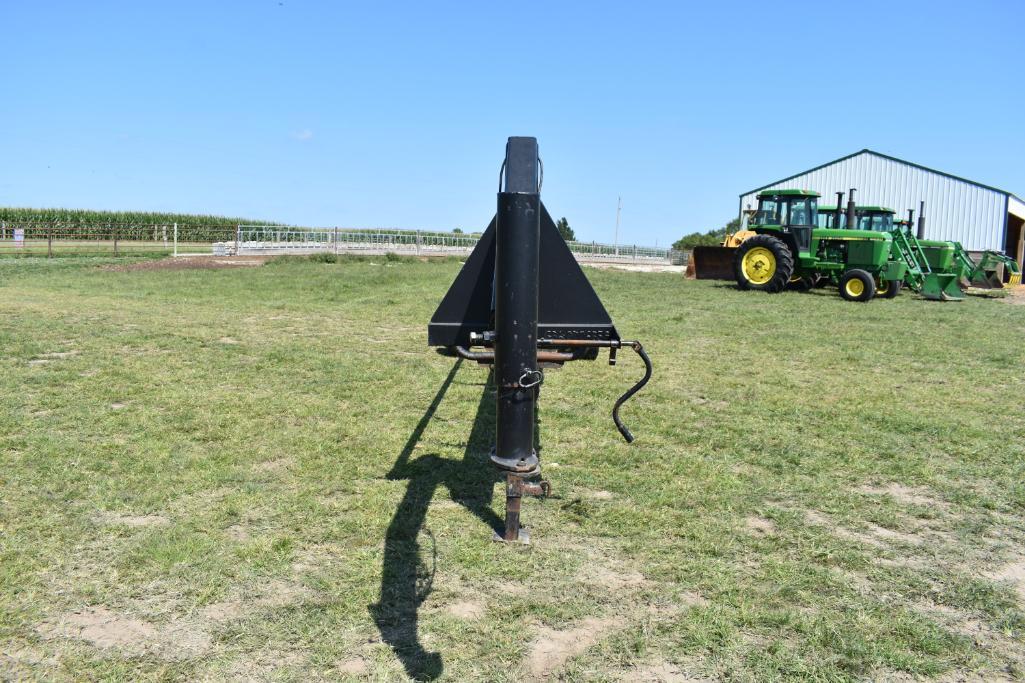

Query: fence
<box><xmin>0</xmin><ymin>222</ymin><xmax>237</xmax><ymax>257</ymax></box>
<box><xmin>0</xmin><ymin>221</ymin><xmax>685</xmax><ymax>265</ymax></box>
<box><xmin>235</xmin><ymin>226</ymin><xmax>684</xmax><ymax>264</ymax></box>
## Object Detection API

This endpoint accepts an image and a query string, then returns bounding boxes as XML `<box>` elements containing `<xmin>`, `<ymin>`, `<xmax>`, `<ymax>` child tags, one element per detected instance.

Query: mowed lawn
<box><xmin>2</xmin><ymin>255</ymin><xmax>1025</xmax><ymax>682</ymax></box>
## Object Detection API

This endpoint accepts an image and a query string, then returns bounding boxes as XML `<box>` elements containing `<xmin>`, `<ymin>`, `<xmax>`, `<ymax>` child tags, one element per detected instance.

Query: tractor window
<box><xmin>755</xmin><ymin>199</ymin><xmax>784</xmax><ymax>225</ymax></box>
<box><xmin>787</xmin><ymin>197</ymin><xmax>816</xmax><ymax>226</ymax></box>
<box><xmin>857</xmin><ymin>215</ymin><xmax>893</xmax><ymax>231</ymax></box>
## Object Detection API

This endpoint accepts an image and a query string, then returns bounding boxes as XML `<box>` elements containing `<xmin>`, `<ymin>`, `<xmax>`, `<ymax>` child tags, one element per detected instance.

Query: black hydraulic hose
<box><xmin>535</xmin><ymin>337</ymin><xmax>652</xmax><ymax>442</ymax></box>
<box><xmin>613</xmin><ymin>342</ymin><xmax>651</xmax><ymax>443</ymax></box>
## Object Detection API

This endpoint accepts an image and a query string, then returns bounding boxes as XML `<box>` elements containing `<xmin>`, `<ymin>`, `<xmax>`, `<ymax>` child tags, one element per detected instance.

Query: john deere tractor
<box><xmin>851</xmin><ymin>206</ymin><xmax>1021</xmax><ymax>296</ymax></box>
<box><xmin>733</xmin><ymin>190</ymin><xmax>905</xmax><ymax>301</ymax></box>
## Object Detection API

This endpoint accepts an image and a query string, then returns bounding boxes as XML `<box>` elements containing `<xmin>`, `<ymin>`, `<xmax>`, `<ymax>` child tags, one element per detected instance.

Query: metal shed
<box><xmin>739</xmin><ymin>150</ymin><xmax>1025</xmax><ymax>267</ymax></box>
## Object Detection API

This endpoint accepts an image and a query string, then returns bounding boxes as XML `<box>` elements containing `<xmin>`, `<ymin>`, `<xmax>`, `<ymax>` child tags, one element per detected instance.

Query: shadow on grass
<box><xmin>370</xmin><ymin>359</ymin><xmax>501</xmax><ymax>681</ymax></box>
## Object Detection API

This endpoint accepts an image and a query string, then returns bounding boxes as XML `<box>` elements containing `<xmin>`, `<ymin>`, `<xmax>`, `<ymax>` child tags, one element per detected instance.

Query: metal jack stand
<box><xmin>494</xmin><ymin>470</ymin><xmax>551</xmax><ymax>544</ymax></box>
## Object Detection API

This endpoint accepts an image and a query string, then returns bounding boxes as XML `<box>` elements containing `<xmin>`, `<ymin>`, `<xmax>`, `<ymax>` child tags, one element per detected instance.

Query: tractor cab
<box><xmin>751</xmin><ymin>189</ymin><xmax>819</xmax><ymax>253</ymax></box>
<box><xmin>816</xmin><ymin>206</ymin><xmax>845</xmax><ymax>229</ymax></box>
<box><xmin>853</xmin><ymin>207</ymin><xmax>896</xmax><ymax>232</ymax></box>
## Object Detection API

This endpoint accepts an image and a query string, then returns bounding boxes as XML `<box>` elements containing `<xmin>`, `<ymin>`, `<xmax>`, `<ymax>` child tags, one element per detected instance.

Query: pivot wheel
<box><xmin>839</xmin><ymin>269</ymin><xmax>876</xmax><ymax>302</ymax></box>
<box><xmin>876</xmin><ymin>278</ymin><xmax>901</xmax><ymax>299</ymax></box>
<box><xmin>733</xmin><ymin>234</ymin><xmax>794</xmax><ymax>293</ymax></box>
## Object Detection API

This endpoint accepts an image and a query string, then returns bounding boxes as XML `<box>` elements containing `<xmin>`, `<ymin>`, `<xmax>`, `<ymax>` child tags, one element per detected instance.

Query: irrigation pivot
<box><xmin>428</xmin><ymin>137</ymin><xmax>652</xmax><ymax>543</ymax></box>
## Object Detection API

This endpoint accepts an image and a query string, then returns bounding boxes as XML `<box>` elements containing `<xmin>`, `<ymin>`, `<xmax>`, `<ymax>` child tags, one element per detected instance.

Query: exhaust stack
<box><xmin>917</xmin><ymin>201</ymin><xmax>926</xmax><ymax>239</ymax></box>
<box><xmin>846</xmin><ymin>188</ymin><xmax>857</xmax><ymax>231</ymax></box>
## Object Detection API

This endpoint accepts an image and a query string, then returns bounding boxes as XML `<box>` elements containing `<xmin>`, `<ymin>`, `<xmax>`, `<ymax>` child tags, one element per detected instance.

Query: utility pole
<box><xmin>614</xmin><ymin>196</ymin><xmax>621</xmax><ymax>256</ymax></box>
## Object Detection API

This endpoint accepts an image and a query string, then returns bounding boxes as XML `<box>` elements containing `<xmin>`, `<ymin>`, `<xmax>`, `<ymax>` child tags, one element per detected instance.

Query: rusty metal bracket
<box><xmin>493</xmin><ymin>471</ymin><xmax>551</xmax><ymax>545</ymax></box>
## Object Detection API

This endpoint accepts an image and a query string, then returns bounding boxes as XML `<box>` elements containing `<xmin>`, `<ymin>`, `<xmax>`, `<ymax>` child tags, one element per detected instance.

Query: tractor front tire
<box><xmin>877</xmin><ymin>279</ymin><xmax>901</xmax><ymax>299</ymax></box>
<box><xmin>734</xmin><ymin>235</ymin><xmax>794</xmax><ymax>293</ymax></box>
<box><xmin>840</xmin><ymin>269</ymin><xmax>876</xmax><ymax>302</ymax></box>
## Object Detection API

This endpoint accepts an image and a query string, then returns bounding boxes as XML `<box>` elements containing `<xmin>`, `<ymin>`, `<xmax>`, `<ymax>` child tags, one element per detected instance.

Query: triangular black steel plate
<box><xmin>428</xmin><ymin>202</ymin><xmax>619</xmax><ymax>347</ymax></box>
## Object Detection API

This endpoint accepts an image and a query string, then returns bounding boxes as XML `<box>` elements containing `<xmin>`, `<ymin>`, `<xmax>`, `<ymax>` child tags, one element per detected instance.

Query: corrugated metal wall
<box><xmin>739</xmin><ymin>152</ymin><xmax>1008</xmax><ymax>251</ymax></box>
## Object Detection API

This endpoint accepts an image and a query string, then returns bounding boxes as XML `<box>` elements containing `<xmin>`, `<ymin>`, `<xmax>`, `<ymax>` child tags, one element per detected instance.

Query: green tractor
<box><xmin>733</xmin><ymin>190</ymin><xmax>906</xmax><ymax>302</ymax></box>
<box><xmin>842</xmin><ymin>205</ymin><xmax>962</xmax><ymax>300</ymax></box>
<box><xmin>851</xmin><ymin>206</ymin><xmax>1021</xmax><ymax>296</ymax></box>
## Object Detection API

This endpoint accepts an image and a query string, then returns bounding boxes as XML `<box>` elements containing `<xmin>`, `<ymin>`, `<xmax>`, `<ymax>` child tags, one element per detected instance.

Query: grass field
<box><xmin>2</xmin><ymin>255</ymin><xmax>1025</xmax><ymax>682</ymax></box>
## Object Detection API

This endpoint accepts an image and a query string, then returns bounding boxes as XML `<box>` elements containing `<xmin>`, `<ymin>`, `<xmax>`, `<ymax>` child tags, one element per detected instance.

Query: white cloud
<box><xmin>290</xmin><ymin>129</ymin><xmax>314</xmax><ymax>141</ymax></box>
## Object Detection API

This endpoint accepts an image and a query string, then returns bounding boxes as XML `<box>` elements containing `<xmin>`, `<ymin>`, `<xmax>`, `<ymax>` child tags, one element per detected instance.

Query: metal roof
<box><xmin>741</xmin><ymin>149</ymin><xmax>1021</xmax><ymax>202</ymax></box>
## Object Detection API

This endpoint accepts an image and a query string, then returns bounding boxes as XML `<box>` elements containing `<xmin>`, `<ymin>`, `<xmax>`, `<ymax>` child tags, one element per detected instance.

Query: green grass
<box><xmin>1</xmin><ymin>256</ymin><xmax>1024</xmax><ymax>681</ymax></box>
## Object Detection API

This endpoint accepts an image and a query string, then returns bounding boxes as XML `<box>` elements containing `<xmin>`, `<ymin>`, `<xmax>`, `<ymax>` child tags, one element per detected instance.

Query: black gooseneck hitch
<box><xmin>427</xmin><ymin>137</ymin><xmax>652</xmax><ymax>543</ymax></box>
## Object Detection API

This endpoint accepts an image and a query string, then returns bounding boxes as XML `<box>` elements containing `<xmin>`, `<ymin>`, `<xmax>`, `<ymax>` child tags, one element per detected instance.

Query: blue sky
<box><xmin>2</xmin><ymin>1</ymin><xmax>1023</xmax><ymax>246</ymax></box>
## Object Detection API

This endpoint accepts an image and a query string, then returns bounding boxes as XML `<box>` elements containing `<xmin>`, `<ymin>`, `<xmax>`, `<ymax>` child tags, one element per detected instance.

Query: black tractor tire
<box><xmin>733</xmin><ymin>234</ymin><xmax>794</xmax><ymax>293</ymax></box>
<box><xmin>839</xmin><ymin>269</ymin><xmax>876</xmax><ymax>302</ymax></box>
<box><xmin>877</xmin><ymin>279</ymin><xmax>902</xmax><ymax>299</ymax></box>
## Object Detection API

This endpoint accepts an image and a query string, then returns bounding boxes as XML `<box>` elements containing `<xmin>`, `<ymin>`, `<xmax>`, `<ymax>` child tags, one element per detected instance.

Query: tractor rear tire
<box><xmin>733</xmin><ymin>235</ymin><xmax>794</xmax><ymax>293</ymax></box>
<box><xmin>878</xmin><ymin>279</ymin><xmax>902</xmax><ymax>299</ymax></box>
<box><xmin>840</xmin><ymin>269</ymin><xmax>876</xmax><ymax>302</ymax></box>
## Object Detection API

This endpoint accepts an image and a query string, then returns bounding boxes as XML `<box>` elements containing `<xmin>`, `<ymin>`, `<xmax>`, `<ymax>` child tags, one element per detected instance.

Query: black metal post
<box><xmin>846</xmin><ymin>188</ymin><xmax>857</xmax><ymax>230</ymax></box>
<box><xmin>917</xmin><ymin>201</ymin><xmax>926</xmax><ymax>239</ymax></box>
<box><xmin>835</xmin><ymin>192</ymin><xmax>845</xmax><ymax>229</ymax></box>
<box><xmin>491</xmin><ymin>137</ymin><xmax>541</xmax><ymax>542</ymax></box>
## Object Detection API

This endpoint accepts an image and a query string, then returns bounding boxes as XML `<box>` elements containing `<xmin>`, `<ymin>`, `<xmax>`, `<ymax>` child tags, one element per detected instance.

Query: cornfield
<box><xmin>0</xmin><ymin>208</ymin><xmax>276</xmax><ymax>242</ymax></box>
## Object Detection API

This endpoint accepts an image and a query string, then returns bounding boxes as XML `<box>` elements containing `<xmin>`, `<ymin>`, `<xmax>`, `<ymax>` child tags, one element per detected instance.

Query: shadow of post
<box><xmin>370</xmin><ymin>360</ymin><xmax>500</xmax><ymax>681</ymax></box>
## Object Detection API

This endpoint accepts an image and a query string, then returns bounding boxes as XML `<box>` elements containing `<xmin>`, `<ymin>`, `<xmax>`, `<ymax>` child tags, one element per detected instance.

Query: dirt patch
<box><xmin>804</xmin><ymin>510</ymin><xmax>923</xmax><ymax>548</ymax></box>
<box><xmin>253</xmin><ymin>578</ymin><xmax>312</xmax><ymax>608</ymax></box>
<box><xmin>253</xmin><ymin>458</ymin><xmax>290</xmax><ymax>473</ymax></box>
<box><xmin>859</xmin><ymin>483</ymin><xmax>942</xmax><ymax>507</ymax></box>
<box><xmin>744</xmin><ymin>516</ymin><xmax>776</xmax><ymax>536</ymax></box>
<box><xmin>621</xmin><ymin>661</ymin><xmax>708</xmax><ymax>682</ymax></box>
<box><xmin>199</xmin><ymin>600</ymin><xmax>245</xmax><ymax>623</ymax></box>
<box><xmin>225</xmin><ymin>524</ymin><xmax>251</xmax><ymax>542</ymax></box>
<box><xmin>102</xmin><ymin>256</ymin><xmax>270</xmax><ymax>272</ymax></box>
<box><xmin>110</xmin><ymin>402</ymin><xmax>127</xmax><ymax>410</ymax></box>
<box><xmin>986</xmin><ymin>559</ymin><xmax>1025</xmax><ymax>603</ymax></box>
<box><xmin>443</xmin><ymin>600</ymin><xmax>484</xmax><ymax>620</ymax></box>
<box><xmin>585</xmin><ymin>263</ymin><xmax>686</xmax><ymax>274</ymax></box>
<box><xmin>582</xmin><ymin>565</ymin><xmax>650</xmax><ymax>591</ymax></box>
<box><xmin>525</xmin><ymin>617</ymin><xmax>621</xmax><ymax>680</ymax></box>
<box><xmin>1000</xmin><ymin>285</ymin><xmax>1025</xmax><ymax>305</ymax></box>
<box><xmin>39</xmin><ymin>606</ymin><xmax>158</xmax><ymax>653</ymax></box>
<box><xmin>39</xmin><ymin>350</ymin><xmax>79</xmax><ymax>359</ymax></box>
<box><xmin>218</xmin><ymin>337</ymin><xmax>240</xmax><ymax>345</ymax></box>
<box><xmin>96</xmin><ymin>512</ymin><xmax>170</xmax><ymax>527</ymax></box>
<box><xmin>864</xmin><ymin>522</ymin><xmax>923</xmax><ymax>546</ymax></box>
<box><xmin>336</xmin><ymin>656</ymin><xmax>369</xmax><ymax>675</ymax></box>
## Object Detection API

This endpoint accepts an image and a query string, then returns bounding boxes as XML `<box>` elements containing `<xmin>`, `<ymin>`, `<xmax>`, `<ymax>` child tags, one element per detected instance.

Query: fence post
<box><xmin>114</xmin><ymin>226</ymin><xmax>119</xmax><ymax>256</ymax></box>
<box><xmin>1</xmin><ymin>220</ymin><xmax>5</xmax><ymax>240</ymax></box>
<box><xmin>416</xmin><ymin>230</ymin><xmax>421</xmax><ymax>256</ymax></box>
<box><xmin>48</xmin><ymin>226</ymin><xmax>53</xmax><ymax>258</ymax></box>
<box><xmin>334</xmin><ymin>226</ymin><xmax>339</xmax><ymax>255</ymax></box>
<box><xmin>173</xmin><ymin>223</ymin><xmax>178</xmax><ymax>257</ymax></box>
<box><xmin>235</xmin><ymin>225</ymin><xmax>241</xmax><ymax>256</ymax></box>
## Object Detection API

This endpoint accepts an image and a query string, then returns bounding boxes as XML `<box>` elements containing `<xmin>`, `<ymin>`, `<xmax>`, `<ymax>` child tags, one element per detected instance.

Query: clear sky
<box><xmin>2</xmin><ymin>1</ymin><xmax>1023</xmax><ymax>246</ymax></box>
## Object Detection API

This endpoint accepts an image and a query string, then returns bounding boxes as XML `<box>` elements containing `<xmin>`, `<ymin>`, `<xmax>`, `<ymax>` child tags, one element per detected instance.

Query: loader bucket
<box><xmin>968</xmin><ymin>268</ymin><xmax>1004</xmax><ymax>289</ymax></box>
<box><xmin>691</xmin><ymin>246</ymin><xmax>737</xmax><ymax>280</ymax></box>
<box><xmin>919</xmin><ymin>273</ymin><xmax>964</xmax><ymax>301</ymax></box>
